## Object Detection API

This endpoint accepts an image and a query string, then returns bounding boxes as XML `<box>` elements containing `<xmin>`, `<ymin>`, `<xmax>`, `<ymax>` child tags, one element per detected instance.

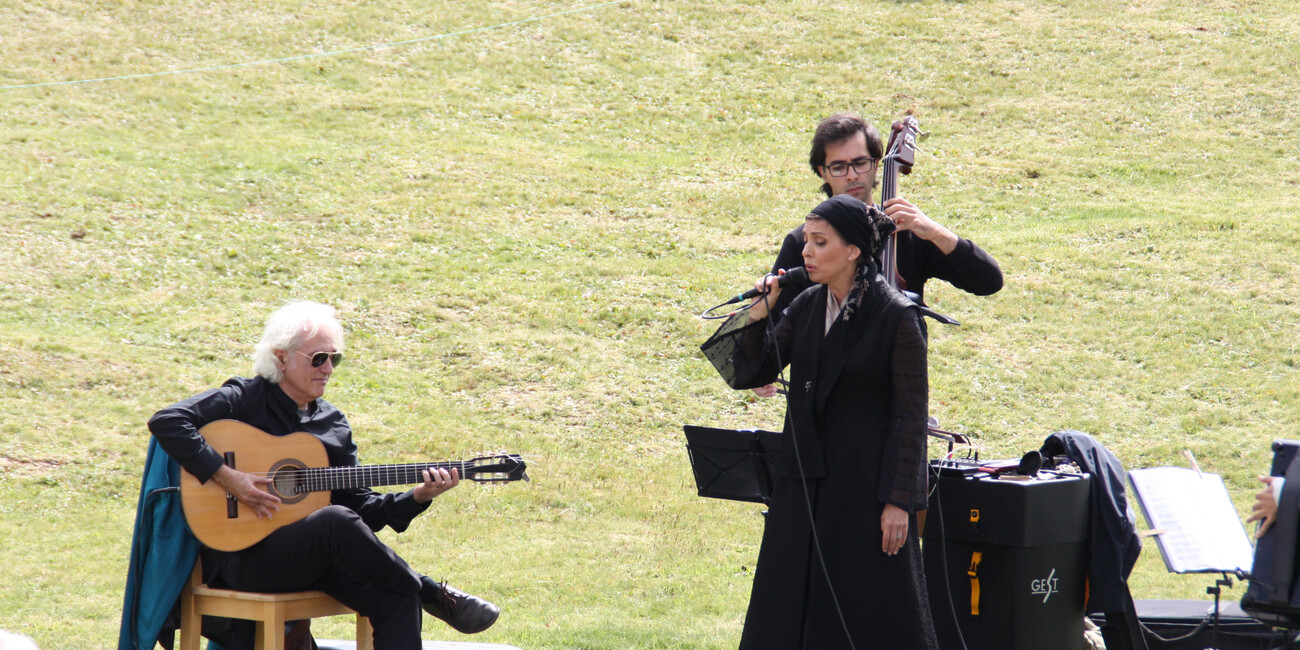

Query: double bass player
<box><xmin>753</xmin><ymin>112</ymin><xmax>1003</xmax><ymax>396</ymax></box>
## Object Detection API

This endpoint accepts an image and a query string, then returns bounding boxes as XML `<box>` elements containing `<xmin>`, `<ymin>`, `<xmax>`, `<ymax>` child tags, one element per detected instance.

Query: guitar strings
<box><xmin>239</xmin><ymin>456</ymin><xmax>529</xmax><ymax>481</ymax></box>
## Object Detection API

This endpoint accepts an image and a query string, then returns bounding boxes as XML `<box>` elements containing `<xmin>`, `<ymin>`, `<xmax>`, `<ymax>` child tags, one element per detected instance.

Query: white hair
<box><xmin>252</xmin><ymin>301</ymin><xmax>345</xmax><ymax>383</ymax></box>
<box><xmin>0</xmin><ymin>630</ymin><xmax>40</xmax><ymax>650</ymax></box>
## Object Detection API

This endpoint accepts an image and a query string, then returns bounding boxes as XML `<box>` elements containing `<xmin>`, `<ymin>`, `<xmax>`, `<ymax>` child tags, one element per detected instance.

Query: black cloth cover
<box><xmin>1040</xmin><ymin>430</ymin><xmax>1142</xmax><ymax>613</ymax></box>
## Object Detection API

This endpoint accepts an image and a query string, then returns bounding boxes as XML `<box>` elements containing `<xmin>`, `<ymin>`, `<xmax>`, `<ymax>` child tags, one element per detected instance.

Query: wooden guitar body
<box><xmin>179</xmin><ymin>421</ymin><xmax>332</xmax><ymax>552</ymax></box>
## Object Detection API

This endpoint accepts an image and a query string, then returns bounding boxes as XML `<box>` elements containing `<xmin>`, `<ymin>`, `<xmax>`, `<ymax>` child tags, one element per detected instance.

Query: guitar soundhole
<box><xmin>268</xmin><ymin>459</ymin><xmax>310</xmax><ymax>505</ymax></box>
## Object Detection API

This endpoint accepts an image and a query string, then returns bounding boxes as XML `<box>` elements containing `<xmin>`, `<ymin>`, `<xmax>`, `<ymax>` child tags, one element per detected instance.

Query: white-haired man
<box><xmin>148</xmin><ymin>301</ymin><xmax>497</xmax><ymax>649</ymax></box>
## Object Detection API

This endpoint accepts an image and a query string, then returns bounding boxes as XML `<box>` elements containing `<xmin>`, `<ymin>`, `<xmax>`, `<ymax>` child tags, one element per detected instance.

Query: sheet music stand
<box><xmin>682</xmin><ymin>425</ymin><xmax>783</xmax><ymax>505</ymax></box>
<box><xmin>1129</xmin><ymin>466</ymin><xmax>1255</xmax><ymax>650</ymax></box>
<box><xmin>1128</xmin><ymin>467</ymin><xmax>1254</xmax><ymax>576</ymax></box>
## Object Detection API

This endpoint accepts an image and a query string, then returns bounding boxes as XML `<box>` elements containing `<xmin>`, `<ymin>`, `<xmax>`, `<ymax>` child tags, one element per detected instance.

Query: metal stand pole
<box><xmin>1206</xmin><ymin>573</ymin><xmax>1233</xmax><ymax>650</ymax></box>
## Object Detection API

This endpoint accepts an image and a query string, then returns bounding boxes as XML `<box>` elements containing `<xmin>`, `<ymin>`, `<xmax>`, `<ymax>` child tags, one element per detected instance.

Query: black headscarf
<box><xmin>809</xmin><ymin>194</ymin><xmax>887</xmax><ymax>258</ymax></box>
<box><xmin>699</xmin><ymin>196</ymin><xmax>899</xmax><ymax>388</ymax></box>
<box><xmin>807</xmin><ymin>195</ymin><xmax>895</xmax><ymax>325</ymax></box>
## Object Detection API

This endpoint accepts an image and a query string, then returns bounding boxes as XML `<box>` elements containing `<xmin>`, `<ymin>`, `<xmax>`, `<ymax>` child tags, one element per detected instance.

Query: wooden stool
<box><xmin>178</xmin><ymin>562</ymin><xmax>374</xmax><ymax>650</ymax></box>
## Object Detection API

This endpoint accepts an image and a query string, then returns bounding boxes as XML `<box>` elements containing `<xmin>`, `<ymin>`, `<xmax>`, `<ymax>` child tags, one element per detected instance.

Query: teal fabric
<box><xmin>117</xmin><ymin>437</ymin><xmax>200</xmax><ymax>650</ymax></box>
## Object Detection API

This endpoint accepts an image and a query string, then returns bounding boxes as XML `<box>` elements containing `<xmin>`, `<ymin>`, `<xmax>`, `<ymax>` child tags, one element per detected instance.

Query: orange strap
<box><xmin>967</xmin><ymin>550</ymin><xmax>983</xmax><ymax>618</ymax></box>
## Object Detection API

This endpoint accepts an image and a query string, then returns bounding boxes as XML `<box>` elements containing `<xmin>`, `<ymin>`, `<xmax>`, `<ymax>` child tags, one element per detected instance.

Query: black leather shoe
<box><xmin>422</xmin><ymin>581</ymin><xmax>500</xmax><ymax>634</ymax></box>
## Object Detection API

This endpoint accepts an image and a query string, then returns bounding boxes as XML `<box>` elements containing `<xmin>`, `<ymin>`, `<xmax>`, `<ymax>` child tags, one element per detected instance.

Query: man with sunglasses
<box><xmin>147</xmin><ymin>301</ymin><xmax>498</xmax><ymax>649</ymax></box>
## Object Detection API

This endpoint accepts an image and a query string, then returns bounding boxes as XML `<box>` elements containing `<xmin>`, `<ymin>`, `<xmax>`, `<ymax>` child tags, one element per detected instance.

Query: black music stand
<box><xmin>682</xmin><ymin>425</ymin><xmax>783</xmax><ymax>505</ymax></box>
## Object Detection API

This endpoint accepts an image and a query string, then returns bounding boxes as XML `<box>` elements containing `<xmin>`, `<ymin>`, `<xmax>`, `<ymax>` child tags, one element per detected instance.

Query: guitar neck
<box><xmin>296</xmin><ymin>461</ymin><xmax>472</xmax><ymax>493</ymax></box>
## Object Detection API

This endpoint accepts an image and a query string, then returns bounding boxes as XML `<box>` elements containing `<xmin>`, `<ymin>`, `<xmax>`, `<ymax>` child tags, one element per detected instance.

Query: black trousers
<box><xmin>205</xmin><ymin>505</ymin><xmax>426</xmax><ymax>649</ymax></box>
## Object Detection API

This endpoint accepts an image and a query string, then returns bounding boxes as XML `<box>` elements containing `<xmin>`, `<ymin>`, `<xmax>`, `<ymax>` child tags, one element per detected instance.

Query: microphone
<box><xmin>722</xmin><ymin>267</ymin><xmax>808</xmax><ymax>305</ymax></box>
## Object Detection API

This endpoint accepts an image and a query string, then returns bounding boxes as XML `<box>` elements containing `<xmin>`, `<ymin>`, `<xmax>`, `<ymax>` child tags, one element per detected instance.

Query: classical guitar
<box><xmin>179</xmin><ymin>419</ymin><xmax>527</xmax><ymax>551</ymax></box>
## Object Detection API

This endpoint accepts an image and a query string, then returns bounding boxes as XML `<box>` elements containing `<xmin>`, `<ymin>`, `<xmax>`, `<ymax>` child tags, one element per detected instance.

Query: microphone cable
<box><xmin>700</xmin><ymin>269</ymin><xmax>808</xmax><ymax>320</ymax></box>
<box><xmin>930</xmin><ymin>474</ymin><xmax>972</xmax><ymax>650</ymax></box>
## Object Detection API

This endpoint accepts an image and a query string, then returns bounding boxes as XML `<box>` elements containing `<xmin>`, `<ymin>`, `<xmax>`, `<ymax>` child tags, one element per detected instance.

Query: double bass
<box><xmin>878</xmin><ymin>116</ymin><xmax>959</xmax><ymax>326</ymax></box>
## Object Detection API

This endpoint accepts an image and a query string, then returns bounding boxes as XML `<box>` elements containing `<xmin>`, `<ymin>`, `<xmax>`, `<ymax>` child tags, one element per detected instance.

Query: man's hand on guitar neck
<box><xmin>413</xmin><ymin>467</ymin><xmax>460</xmax><ymax>504</ymax></box>
<box><xmin>211</xmin><ymin>464</ymin><xmax>281</xmax><ymax>520</ymax></box>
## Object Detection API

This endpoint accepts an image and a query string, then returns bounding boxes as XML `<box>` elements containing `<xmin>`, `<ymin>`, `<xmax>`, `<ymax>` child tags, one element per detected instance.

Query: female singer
<box><xmin>721</xmin><ymin>194</ymin><xmax>938</xmax><ymax>649</ymax></box>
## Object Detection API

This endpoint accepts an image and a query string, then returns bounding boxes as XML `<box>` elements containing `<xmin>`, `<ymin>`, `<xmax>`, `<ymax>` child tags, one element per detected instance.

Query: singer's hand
<box><xmin>881</xmin><ymin>504</ymin><xmax>909</xmax><ymax>556</ymax></box>
<box><xmin>745</xmin><ymin>270</ymin><xmax>786</xmax><ymax>323</ymax></box>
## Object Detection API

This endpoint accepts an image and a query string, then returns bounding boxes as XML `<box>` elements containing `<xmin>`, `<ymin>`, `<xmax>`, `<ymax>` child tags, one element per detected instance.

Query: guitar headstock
<box><xmin>464</xmin><ymin>454</ymin><xmax>529</xmax><ymax>483</ymax></box>
<box><xmin>885</xmin><ymin>116</ymin><xmax>921</xmax><ymax>175</ymax></box>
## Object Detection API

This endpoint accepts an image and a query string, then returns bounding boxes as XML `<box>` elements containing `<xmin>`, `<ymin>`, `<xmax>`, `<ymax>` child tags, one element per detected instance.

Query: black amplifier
<box><xmin>924</xmin><ymin>467</ymin><xmax>1091</xmax><ymax>650</ymax></box>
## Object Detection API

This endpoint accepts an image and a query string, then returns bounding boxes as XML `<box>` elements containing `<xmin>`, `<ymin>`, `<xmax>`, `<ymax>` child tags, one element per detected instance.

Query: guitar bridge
<box><xmin>224</xmin><ymin>451</ymin><xmax>239</xmax><ymax>519</ymax></box>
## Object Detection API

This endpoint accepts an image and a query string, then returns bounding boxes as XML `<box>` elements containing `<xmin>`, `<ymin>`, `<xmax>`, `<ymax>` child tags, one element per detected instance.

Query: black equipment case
<box><xmin>924</xmin><ymin>466</ymin><xmax>1091</xmax><ymax>650</ymax></box>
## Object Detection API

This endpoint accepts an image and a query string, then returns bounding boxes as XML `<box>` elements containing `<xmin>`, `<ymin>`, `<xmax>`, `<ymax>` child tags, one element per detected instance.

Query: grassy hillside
<box><xmin>1</xmin><ymin>0</ymin><xmax>1297</xmax><ymax>647</ymax></box>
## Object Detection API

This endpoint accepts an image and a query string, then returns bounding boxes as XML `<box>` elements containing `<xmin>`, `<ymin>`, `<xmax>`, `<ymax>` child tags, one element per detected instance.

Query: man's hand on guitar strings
<box><xmin>413</xmin><ymin>467</ymin><xmax>460</xmax><ymax>503</ymax></box>
<box><xmin>211</xmin><ymin>464</ymin><xmax>281</xmax><ymax>520</ymax></box>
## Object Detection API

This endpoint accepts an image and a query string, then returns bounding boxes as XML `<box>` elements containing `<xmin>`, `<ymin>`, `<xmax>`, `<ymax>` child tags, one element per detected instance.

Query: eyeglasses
<box><xmin>296</xmin><ymin>350</ymin><xmax>344</xmax><ymax>368</ymax></box>
<box><xmin>824</xmin><ymin>157</ymin><xmax>877</xmax><ymax>177</ymax></box>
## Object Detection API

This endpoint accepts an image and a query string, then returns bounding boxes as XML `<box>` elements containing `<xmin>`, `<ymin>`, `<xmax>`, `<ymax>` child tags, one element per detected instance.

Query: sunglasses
<box><xmin>295</xmin><ymin>350</ymin><xmax>344</xmax><ymax>368</ymax></box>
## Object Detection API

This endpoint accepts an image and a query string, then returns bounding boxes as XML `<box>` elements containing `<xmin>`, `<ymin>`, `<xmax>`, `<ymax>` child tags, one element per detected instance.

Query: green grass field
<box><xmin>2</xmin><ymin>0</ymin><xmax>1297</xmax><ymax>647</ymax></box>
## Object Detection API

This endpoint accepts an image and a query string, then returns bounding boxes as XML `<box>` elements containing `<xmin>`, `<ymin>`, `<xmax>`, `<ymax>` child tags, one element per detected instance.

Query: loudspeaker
<box><xmin>925</xmin><ymin>467</ymin><xmax>1090</xmax><ymax>650</ymax></box>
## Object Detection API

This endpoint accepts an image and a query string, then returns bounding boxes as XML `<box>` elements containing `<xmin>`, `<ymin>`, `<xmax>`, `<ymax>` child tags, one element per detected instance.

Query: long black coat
<box><xmin>730</xmin><ymin>281</ymin><xmax>938</xmax><ymax>650</ymax></box>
